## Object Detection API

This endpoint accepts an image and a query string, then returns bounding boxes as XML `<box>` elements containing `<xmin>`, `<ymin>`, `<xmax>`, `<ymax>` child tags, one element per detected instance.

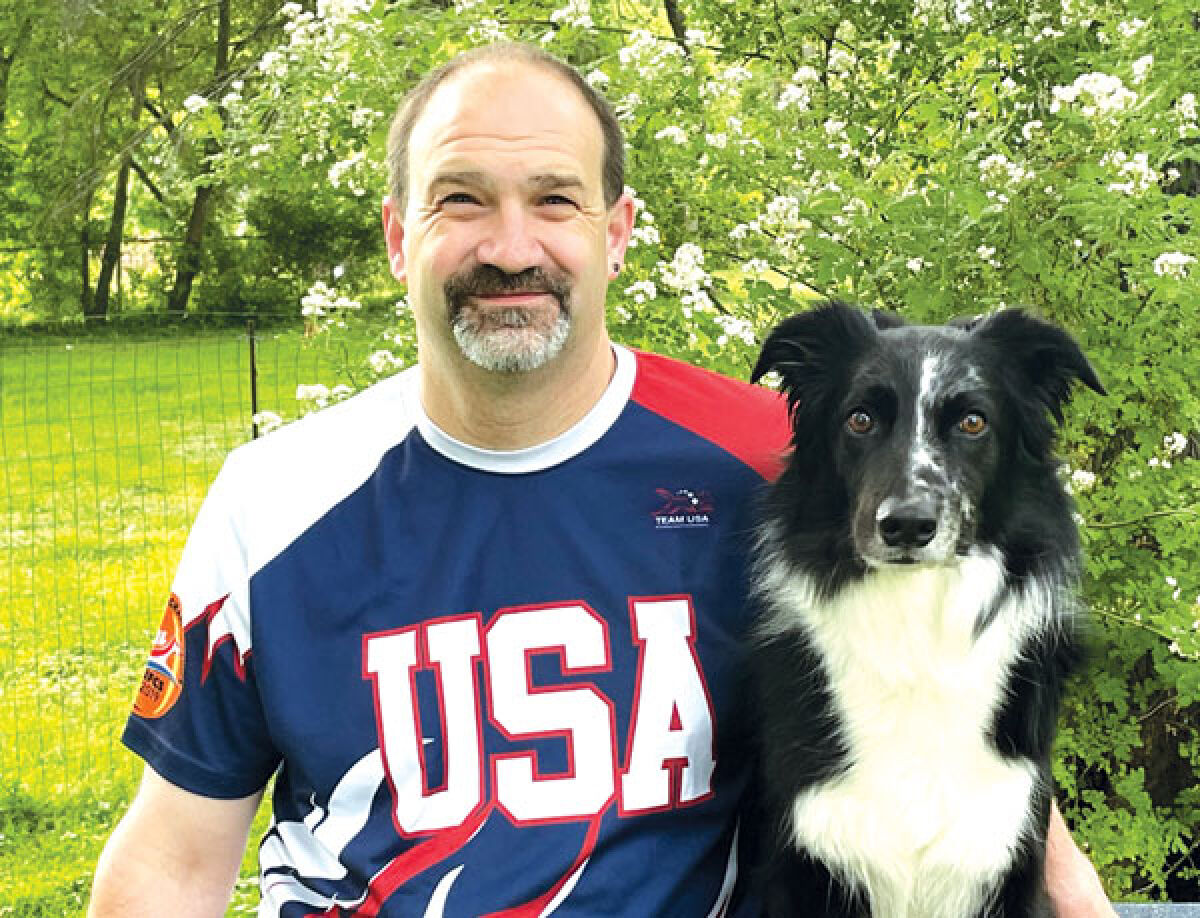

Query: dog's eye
<box><xmin>958</xmin><ymin>413</ymin><xmax>988</xmax><ymax>436</ymax></box>
<box><xmin>847</xmin><ymin>410</ymin><xmax>875</xmax><ymax>435</ymax></box>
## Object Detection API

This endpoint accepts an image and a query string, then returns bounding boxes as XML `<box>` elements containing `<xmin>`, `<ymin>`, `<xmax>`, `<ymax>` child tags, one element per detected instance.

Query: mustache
<box><xmin>443</xmin><ymin>265</ymin><xmax>570</xmax><ymax>310</ymax></box>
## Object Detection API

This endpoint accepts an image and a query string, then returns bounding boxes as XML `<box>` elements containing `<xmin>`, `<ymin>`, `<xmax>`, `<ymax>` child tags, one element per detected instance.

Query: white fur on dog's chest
<box><xmin>769</xmin><ymin>550</ymin><xmax>1043</xmax><ymax>918</ymax></box>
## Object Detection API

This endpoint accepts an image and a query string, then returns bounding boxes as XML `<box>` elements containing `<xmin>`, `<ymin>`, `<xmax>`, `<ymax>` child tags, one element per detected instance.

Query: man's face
<box><xmin>384</xmin><ymin>63</ymin><xmax>632</xmax><ymax>375</ymax></box>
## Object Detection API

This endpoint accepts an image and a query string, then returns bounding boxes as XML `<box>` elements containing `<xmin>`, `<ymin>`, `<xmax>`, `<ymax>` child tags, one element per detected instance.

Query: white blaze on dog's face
<box><xmin>838</xmin><ymin>327</ymin><xmax>1001</xmax><ymax>567</ymax></box>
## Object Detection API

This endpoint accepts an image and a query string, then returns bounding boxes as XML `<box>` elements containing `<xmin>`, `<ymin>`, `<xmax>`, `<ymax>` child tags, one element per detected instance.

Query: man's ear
<box><xmin>606</xmin><ymin>192</ymin><xmax>636</xmax><ymax>280</ymax></box>
<box><xmin>381</xmin><ymin>195</ymin><xmax>407</xmax><ymax>282</ymax></box>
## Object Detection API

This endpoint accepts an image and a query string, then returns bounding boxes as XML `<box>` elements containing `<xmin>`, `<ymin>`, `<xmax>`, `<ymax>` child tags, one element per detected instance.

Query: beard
<box><xmin>444</xmin><ymin>265</ymin><xmax>573</xmax><ymax>374</ymax></box>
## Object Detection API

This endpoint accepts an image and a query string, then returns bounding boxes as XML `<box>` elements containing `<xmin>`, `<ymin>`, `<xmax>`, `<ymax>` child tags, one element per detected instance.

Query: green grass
<box><xmin>0</xmin><ymin>321</ymin><xmax>390</xmax><ymax>915</ymax></box>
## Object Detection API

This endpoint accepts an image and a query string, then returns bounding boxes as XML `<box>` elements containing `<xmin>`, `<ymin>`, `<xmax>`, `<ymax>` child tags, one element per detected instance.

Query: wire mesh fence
<box><xmin>0</xmin><ymin>314</ymin><xmax>387</xmax><ymax>912</ymax></box>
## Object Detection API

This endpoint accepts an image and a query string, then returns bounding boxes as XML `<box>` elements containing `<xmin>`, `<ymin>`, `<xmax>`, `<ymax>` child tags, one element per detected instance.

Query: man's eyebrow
<box><xmin>527</xmin><ymin>173</ymin><xmax>586</xmax><ymax>192</ymax></box>
<box><xmin>429</xmin><ymin>170</ymin><xmax>492</xmax><ymax>192</ymax></box>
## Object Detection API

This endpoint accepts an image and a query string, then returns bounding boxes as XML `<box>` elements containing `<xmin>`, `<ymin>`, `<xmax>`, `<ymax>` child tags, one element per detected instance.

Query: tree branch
<box><xmin>130</xmin><ymin>158</ymin><xmax>169</xmax><ymax>209</ymax></box>
<box><xmin>662</xmin><ymin>0</ymin><xmax>689</xmax><ymax>53</ymax></box>
<box><xmin>1087</xmin><ymin>508</ymin><xmax>1198</xmax><ymax>531</ymax></box>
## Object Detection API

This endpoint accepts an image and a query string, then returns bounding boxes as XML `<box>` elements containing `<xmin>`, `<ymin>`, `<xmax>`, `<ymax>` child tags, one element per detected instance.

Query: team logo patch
<box><xmin>133</xmin><ymin>593</ymin><xmax>186</xmax><ymax>719</ymax></box>
<box><xmin>652</xmin><ymin>488</ymin><xmax>715</xmax><ymax>529</ymax></box>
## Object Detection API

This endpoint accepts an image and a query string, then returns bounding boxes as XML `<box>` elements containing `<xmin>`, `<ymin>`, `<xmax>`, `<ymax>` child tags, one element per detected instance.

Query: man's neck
<box><xmin>418</xmin><ymin>340</ymin><xmax>617</xmax><ymax>451</ymax></box>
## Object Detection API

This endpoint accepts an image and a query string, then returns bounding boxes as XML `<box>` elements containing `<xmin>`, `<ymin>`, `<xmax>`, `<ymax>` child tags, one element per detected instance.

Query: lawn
<box><xmin>0</xmin><ymin>319</ymin><xmax>388</xmax><ymax>915</ymax></box>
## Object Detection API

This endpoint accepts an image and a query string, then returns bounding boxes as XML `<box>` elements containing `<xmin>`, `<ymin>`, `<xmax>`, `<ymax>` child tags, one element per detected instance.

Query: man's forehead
<box><xmin>409</xmin><ymin>62</ymin><xmax>602</xmax><ymax>169</ymax></box>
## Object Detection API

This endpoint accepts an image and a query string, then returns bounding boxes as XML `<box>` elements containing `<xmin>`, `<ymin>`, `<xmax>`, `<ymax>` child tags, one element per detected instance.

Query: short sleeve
<box><xmin>122</xmin><ymin>452</ymin><xmax>281</xmax><ymax>798</ymax></box>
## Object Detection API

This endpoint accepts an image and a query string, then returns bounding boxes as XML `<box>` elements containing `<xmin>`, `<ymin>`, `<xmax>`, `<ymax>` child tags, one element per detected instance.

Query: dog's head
<box><xmin>752</xmin><ymin>301</ymin><xmax>1105</xmax><ymax>569</ymax></box>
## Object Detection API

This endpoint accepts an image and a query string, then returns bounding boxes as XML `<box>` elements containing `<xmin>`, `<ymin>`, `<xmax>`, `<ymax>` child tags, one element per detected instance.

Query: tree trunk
<box><xmin>166</xmin><ymin>183</ymin><xmax>214</xmax><ymax>315</ymax></box>
<box><xmin>90</xmin><ymin>69</ymin><xmax>146</xmax><ymax>318</ymax></box>
<box><xmin>89</xmin><ymin>158</ymin><xmax>131</xmax><ymax>317</ymax></box>
<box><xmin>165</xmin><ymin>0</ymin><xmax>229</xmax><ymax>316</ymax></box>
<box><xmin>80</xmin><ymin>191</ymin><xmax>94</xmax><ymax>317</ymax></box>
<box><xmin>0</xmin><ymin>17</ymin><xmax>33</xmax><ymax>128</ymax></box>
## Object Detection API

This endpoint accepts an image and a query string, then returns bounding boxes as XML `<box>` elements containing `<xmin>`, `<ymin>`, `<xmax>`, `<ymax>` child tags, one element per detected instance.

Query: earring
<box><xmin>612</xmin><ymin>262</ymin><xmax>621</xmax><ymax>273</ymax></box>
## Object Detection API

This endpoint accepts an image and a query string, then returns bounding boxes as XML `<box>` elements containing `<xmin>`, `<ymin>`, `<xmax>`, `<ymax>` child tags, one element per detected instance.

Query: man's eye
<box><xmin>439</xmin><ymin>192</ymin><xmax>479</xmax><ymax>207</ymax></box>
<box><xmin>541</xmin><ymin>194</ymin><xmax>577</xmax><ymax>207</ymax></box>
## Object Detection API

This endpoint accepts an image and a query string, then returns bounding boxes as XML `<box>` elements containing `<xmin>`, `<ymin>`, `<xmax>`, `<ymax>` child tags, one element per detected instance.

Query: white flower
<box><xmin>183</xmin><ymin>94</ymin><xmax>209</xmax><ymax>114</ymax></box>
<box><xmin>684</xmin><ymin>28</ymin><xmax>707</xmax><ymax>46</ymax></box>
<box><xmin>828</xmin><ymin>47</ymin><xmax>855</xmax><ymax>74</ymax></box>
<box><xmin>1117</xmin><ymin>18</ymin><xmax>1146</xmax><ymax>38</ymax></box>
<box><xmin>777</xmin><ymin>83</ymin><xmax>811</xmax><ymax>111</ymax></box>
<box><xmin>659</xmin><ymin>243</ymin><xmax>711</xmax><ymax>297</ymax></box>
<box><xmin>249</xmin><ymin>143</ymin><xmax>271</xmax><ymax>156</ymax></box>
<box><xmin>613</xmin><ymin>92</ymin><xmax>641</xmax><ymax>122</ymax></box>
<box><xmin>629</xmin><ymin>224</ymin><xmax>661</xmax><ymax>247</ymax></box>
<box><xmin>624</xmin><ymin>279</ymin><xmax>658</xmax><ymax>304</ymax></box>
<box><xmin>907</xmin><ymin>257</ymin><xmax>927</xmax><ymax>273</ymax></box>
<box><xmin>549</xmin><ymin>0</ymin><xmax>593</xmax><ymax>29</ymax></box>
<box><xmin>1104</xmin><ymin>151</ymin><xmax>1156</xmax><ymax>195</ymax></box>
<box><xmin>467</xmin><ymin>18</ymin><xmax>506</xmax><ymax>43</ymax></box>
<box><xmin>654</xmin><ymin>126</ymin><xmax>688</xmax><ymax>145</ymax></box>
<box><xmin>296</xmin><ymin>383</ymin><xmax>332</xmax><ymax>407</ymax></box>
<box><xmin>258</xmin><ymin>50</ymin><xmax>288</xmax><ymax>78</ymax></box>
<box><xmin>1179</xmin><ymin>93</ymin><xmax>1198</xmax><ymax>121</ymax></box>
<box><xmin>1070</xmin><ymin>469</ymin><xmax>1097</xmax><ymax>492</ymax></box>
<box><xmin>1021</xmin><ymin>120</ymin><xmax>1043</xmax><ymax>142</ymax></box>
<box><xmin>252</xmin><ymin>411</ymin><xmax>284</xmax><ymax>434</ymax></box>
<box><xmin>714</xmin><ymin>314</ymin><xmax>757</xmax><ymax>347</ymax></box>
<box><xmin>584</xmin><ymin>69</ymin><xmax>610</xmax><ymax>89</ymax></box>
<box><xmin>368</xmin><ymin>350</ymin><xmax>403</xmax><ymax>374</ymax></box>
<box><xmin>618</xmin><ymin>29</ymin><xmax>684</xmax><ymax>79</ymax></box>
<box><xmin>1164</xmin><ymin>432</ymin><xmax>1189</xmax><ymax>456</ymax></box>
<box><xmin>705</xmin><ymin>132</ymin><xmax>728</xmax><ymax>149</ymax></box>
<box><xmin>1132</xmin><ymin>54</ymin><xmax>1153</xmax><ymax>84</ymax></box>
<box><xmin>979</xmin><ymin>153</ymin><xmax>1032</xmax><ymax>186</ymax></box>
<box><xmin>328</xmin><ymin>151</ymin><xmax>368</xmax><ymax>195</ymax></box>
<box><xmin>1051</xmin><ymin>72</ymin><xmax>1137</xmax><ymax>118</ymax></box>
<box><xmin>301</xmin><ymin>280</ymin><xmax>361</xmax><ymax>319</ymax></box>
<box><xmin>316</xmin><ymin>0</ymin><xmax>372</xmax><ymax>21</ymax></box>
<box><xmin>1153</xmin><ymin>252</ymin><xmax>1196</xmax><ymax>278</ymax></box>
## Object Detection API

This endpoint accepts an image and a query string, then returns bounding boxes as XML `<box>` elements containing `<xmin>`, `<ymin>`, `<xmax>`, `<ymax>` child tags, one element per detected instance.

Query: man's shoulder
<box><xmin>629</xmin><ymin>349</ymin><xmax>791</xmax><ymax>481</ymax></box>
<box><xmin>208</xmin><ymin>370</ymin><xmax>418</xmax><ymax>571</ymax></box>
<box><xmin>229</xmin><ymin>369</ymin><xmax>414</xmax><ymax>472</ymax></box>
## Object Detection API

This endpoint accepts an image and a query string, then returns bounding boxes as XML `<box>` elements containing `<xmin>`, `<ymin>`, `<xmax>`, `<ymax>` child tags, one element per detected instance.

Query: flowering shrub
<box><xmin>216</xmin><ymin>0</ymin><xmax>1198</xmax><ymax>897</ymax></box>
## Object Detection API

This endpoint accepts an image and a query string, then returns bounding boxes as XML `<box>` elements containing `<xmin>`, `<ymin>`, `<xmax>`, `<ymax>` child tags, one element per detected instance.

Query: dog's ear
<box><xmin>751</xmin><ymin>301</ymin><xmax>877</xmax><ymax>411</ymax></box>
<box><xmin>974</xmin><ymin>310</ymin><xmax>1106</xmax><ymax>423</ymax></box>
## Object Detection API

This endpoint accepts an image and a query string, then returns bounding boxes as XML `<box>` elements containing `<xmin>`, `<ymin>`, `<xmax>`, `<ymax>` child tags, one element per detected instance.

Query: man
<box><xmin>90</xmin><ymin>43</ymin><xmax>1116</xmax><ymax>916</ymax></box>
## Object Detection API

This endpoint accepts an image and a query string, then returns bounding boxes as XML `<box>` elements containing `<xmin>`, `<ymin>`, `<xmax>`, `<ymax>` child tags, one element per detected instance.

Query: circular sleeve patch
<box><xmin>133</xmin><ymin>593</ymin><xmax>186</xmax><ymax>719</ymax></box>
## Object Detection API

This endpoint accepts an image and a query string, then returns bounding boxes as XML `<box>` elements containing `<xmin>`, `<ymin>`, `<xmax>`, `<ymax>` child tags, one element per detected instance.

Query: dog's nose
<box><xmin>879</xmin><ymin>497</ymin><xmax>939</xmax><ymax>548</ymax></box>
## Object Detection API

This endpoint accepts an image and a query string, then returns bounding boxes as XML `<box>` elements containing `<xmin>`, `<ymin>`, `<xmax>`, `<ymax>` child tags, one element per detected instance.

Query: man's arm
<box><xmin>1046</xmin><ymin>800</ymin><xmax>1118</xmax><ymax>918</ymax></box>
<box><xmin>88</xmin><ymin>766</ymin><xmax>263</xmax><ymax>917</ymax></box>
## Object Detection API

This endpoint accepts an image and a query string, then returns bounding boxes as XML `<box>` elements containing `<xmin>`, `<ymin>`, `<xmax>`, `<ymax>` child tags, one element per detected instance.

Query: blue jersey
<box><xmin>124</xmin><ymin>345</ymin><xmax>790</xmax><ymax>917</ymax></box>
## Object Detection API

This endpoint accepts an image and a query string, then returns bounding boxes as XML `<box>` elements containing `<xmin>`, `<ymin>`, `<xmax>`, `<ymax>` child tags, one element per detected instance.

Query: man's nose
<box><xmin>475</xmin><ymin>202</ymin><xmax>544</xmax><ymax>274</ymax></box>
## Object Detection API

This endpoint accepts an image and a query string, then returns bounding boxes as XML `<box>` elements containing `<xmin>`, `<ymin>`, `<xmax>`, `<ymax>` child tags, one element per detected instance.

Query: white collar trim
<box><xmin>410</xmin><ymin>344</ymin><xmax>635</xmax><ymax>474</ymax></box>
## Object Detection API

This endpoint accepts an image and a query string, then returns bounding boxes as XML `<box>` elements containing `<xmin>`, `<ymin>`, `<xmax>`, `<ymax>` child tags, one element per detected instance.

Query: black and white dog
<box><xmin>747</xmin><ymin>302</ymin><xmax>1106</xmax><ymax>918</ymax></box>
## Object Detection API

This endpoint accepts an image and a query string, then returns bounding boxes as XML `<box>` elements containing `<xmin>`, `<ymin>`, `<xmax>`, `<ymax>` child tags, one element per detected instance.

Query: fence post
<box><xmin>248</xmin><ymin>318</ymin><xmax>259</xmax><ymax>439</ymax></box>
